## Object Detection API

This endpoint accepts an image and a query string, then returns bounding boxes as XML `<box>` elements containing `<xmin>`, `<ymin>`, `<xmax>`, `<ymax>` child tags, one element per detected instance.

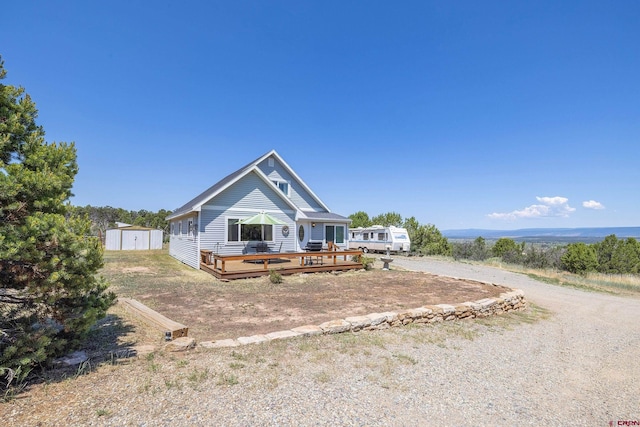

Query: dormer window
<box><xmin>272</xmin><ymin>180</ymin><xmax>289</xmax><ymax>196</ymax></box>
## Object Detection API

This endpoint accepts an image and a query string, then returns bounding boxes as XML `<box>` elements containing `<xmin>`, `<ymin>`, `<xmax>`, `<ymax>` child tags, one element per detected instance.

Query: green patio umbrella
<box><xmin>235</xmin><ymin>211</ymin><xmax>287</xmax><ymax>225</ymax></box>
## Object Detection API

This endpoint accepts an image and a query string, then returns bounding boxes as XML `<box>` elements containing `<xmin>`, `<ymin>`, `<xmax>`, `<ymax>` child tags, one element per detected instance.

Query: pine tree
<box><xmin>0</xmin><ymin>56</ymin><xmax>115</xmax><ymax>387</ymax></box>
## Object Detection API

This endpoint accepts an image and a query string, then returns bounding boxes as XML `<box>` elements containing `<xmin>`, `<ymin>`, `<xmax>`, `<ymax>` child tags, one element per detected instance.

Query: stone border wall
<box><xmin>199</xmin><ymin>287</ymin><xmax>526</xmax><ymax>349</ymax></box>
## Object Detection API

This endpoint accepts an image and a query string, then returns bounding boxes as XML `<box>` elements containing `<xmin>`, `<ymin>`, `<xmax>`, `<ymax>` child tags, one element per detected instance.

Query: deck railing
<box><xmin>201</xmin><ymin>249</ymin><xmax>363</xmax><ymax>274</ymax></box>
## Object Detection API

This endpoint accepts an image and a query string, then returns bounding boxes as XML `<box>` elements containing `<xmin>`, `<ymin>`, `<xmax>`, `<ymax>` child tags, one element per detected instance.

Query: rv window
<box><xmin>377</xmin><ymin>233</ymin><xmax>385</xmax><ymax>241</ymax></box>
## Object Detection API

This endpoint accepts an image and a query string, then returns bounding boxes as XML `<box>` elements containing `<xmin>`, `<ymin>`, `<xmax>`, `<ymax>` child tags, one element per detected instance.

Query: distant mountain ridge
<box><xmin>443</xmin><ymin>227</ymin><xmax>640</xmax><ymax>240</ymax></box>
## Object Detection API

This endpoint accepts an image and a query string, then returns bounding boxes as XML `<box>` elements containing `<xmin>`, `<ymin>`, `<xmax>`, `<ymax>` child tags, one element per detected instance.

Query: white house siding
<box><xmin>169</xmin><ymin>216</ymin><xmax>199</xmax><ymax>268</ymax></box>
<box><xmin>257</xmin><ymin>158</ymin><xmax>324</xmax><ymax>211</ymax></box>
<box><xmin>199</xmin><ymin>174</ymin><xmax>296</xmax><ymax>256</ymax></box>
<box><xmin>310</xmin><ymin>225</ymin><xmax>325</xmax><ymax>241</ymax></box>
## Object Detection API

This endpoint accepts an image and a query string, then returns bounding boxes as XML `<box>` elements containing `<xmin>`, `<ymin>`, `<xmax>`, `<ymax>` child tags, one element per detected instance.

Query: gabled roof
<box><xmin>167</xmin><ymin>150</ymin><xmax>333</xmax><ymax>220</ymax></box>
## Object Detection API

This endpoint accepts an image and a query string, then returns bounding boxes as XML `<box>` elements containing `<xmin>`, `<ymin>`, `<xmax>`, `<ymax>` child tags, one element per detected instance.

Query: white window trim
<box><xmin>188</xmin><ymin>219</ymin><xmax>194</xmax><ymax>237</ymax></box>
<box><xmin>325</xmin><ymin>224</ymin><xmax>346</xmax><ymax>245</ymax></box>
<box><xmin>272</xmin><ymin>179</ymin><xmax>290</xmax><ymax>197</ymax></box>
<box><xmin>225</xmin><ymin>216</ymin><xmax>275</xmax><ymax>244</ymax></box>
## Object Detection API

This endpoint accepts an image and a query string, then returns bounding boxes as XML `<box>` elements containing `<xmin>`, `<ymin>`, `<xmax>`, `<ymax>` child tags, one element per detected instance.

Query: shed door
<box><xmin>121</xmin><ymin>230</ymin><xmax>150</xmax><ymax>250</ymax></box>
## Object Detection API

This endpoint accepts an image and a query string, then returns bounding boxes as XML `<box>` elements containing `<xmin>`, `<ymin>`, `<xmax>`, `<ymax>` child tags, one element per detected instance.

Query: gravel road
<box><xmin>388</xmin><ymin>257</ymin><xmax>640</xmax><ymax>425</ymax></box>
<box><xmin>5</xmin><ymin>257</ymin><xmax>640</xmax><ymax>426</ymax></box>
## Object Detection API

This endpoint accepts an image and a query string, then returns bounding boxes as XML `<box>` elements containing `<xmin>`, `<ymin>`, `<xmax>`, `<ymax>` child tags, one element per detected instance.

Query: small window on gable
<box><xmin>272</xmin><ymin>180</ymin><xmax>289</xmax><ymax>196</ymax></box>
<box><xmin>268</xmin><ymin>157</ymin><xmax>274</xmax><ymax>167</ymax></box>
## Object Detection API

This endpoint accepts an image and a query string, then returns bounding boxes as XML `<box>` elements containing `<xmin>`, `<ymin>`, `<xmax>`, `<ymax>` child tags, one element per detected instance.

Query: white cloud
<box><xmin>488</xmin><ymin>196</ymin><xmax>576</xmax><ymax>220</ymax></box>
<box><xmin>582</xmin><ymin>200</ymin><xmax>605</xmax><ymax>210</ymax></box>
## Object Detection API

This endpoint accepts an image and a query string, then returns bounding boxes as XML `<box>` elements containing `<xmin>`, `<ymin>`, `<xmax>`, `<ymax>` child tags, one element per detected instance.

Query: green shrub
<box><xmin>268</xmin><ymin>269</ymin><xmax>283</xmax><ymax>284</ymax></box>
<box><xmin>361</xmin><ymin>256</ymin><xmax>375</xmax><ymax>270</ymax></box>
<box><xmin>0</xmin><ymin>57</ymin><xmax>116</xmax><ymax>389</ymax></box>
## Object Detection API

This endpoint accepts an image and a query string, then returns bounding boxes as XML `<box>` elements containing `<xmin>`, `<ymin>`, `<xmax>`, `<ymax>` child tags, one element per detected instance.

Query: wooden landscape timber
<box><xmin>119</xmin><ymin>297</ymin><xmax>188</xmax><ymax>340</ymax></box>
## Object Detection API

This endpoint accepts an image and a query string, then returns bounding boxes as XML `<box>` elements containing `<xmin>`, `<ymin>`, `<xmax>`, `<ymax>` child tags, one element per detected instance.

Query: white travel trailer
<box><xmin>348</xmin><ymin>225</ymin><xmax>411</xmax><ymax>253</ymax></box>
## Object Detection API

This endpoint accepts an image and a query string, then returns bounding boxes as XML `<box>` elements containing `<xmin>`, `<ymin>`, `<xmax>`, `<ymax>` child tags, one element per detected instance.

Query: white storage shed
<box><xmin>105</xmin><ymin>226</ymin><xmax>163</xmax><ymax>250</ymax></box>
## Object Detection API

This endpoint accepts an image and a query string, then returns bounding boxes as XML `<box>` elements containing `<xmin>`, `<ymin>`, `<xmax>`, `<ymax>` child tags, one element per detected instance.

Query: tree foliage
<box><xmin>491</xmin><ymin>238</ymin><xmax>523</xmax><ymax>259</ymax></box>
<box><xmin>371</xmin><ymin>211</ymin><xmax>403</xmax><ymax>227</ymax></box>
<box><xmin>452</xmin><ymin>236</ymin><xmax>490</xmax><ymax>261</ymax></box>
<box><xmin>561</xmin><ymin>242</ymin><xmax>598</xmax><ymax>275</ymax></box>
<box><xmin>0</xmin><ymin>57</ymin><xmax>115</xmax><ymax>387</ymax></box>
<box><xmin>348</xmin><ymin>211</ymin><xmax>371</xmax><ymax>228</ymax></box>
<box><xmin>593</xmin><ymin>235</ymin><xmax>640</xmax><ymax>274</ymax></box>
<box><xmin>70</xmin><ymin>205</ymin><xmax>171</xmax><ymax>237</ymax></box>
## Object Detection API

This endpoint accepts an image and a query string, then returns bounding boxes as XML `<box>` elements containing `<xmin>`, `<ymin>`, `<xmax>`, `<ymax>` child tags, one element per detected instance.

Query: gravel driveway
<box><xmin>389</xmin><ymin>256</ymin><xmax>640</xmax><ymax>425</ymax></box>
<box><xmin>4</xmin><ymin>258</ymin><xmax>639</xmax><ymax>426</ymax></box>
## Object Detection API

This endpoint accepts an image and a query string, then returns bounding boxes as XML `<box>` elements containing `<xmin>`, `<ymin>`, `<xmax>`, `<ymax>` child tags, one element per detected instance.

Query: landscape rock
<box><xmin>319</xmin><ymin>319</ymin><xmax>351</xmax><ymax>334</ymax></box>
<box><xmin>199</xmin><ymin>339</ymin><xmax>240</xmax><ymax>348</ymax></box>
<box><xmin>265</xmin><ymin>330</ymin><xmax>301</xmax><ymax>340</ymax></box>
<box><xmin>164</xmin><ymin>337</ymin><xmax>196</xmax><ymax>352</ymax></box>
<box><xmin>56</xmin><ymin>350</ymin><xmax>88</xmax><ymax>366</ymax></box>
<box><xmin>237</xmin><ymin>335</ymin><xmax>269</xmax><ymax>345</ymax></box>
<box><xmin>291</xmin><ymin>325</ymin><xmax>323</xmax><ymax>336</ymax></box>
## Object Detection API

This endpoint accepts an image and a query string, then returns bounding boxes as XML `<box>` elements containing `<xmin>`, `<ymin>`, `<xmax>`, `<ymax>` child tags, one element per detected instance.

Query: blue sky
<box><xmin>2</xmin><ymin>1</ymin><xmax>638</xmax><ymax>230</ymax></box>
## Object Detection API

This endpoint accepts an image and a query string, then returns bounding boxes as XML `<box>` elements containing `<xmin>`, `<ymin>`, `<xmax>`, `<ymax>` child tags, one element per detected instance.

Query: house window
<box><xmin>227</xmin><ymin>219</ymin><xmax>239</xmax><ymax>241</ymax></box>
<box><xmin>325</xmin><ymin>225</ymin><xmax>345</xmax><ymax>244</ymax></box>
<box><xmin>227</xmin><ymin>218</ymin><xmax>273</xmax><ymax>242</ymax></box>
<box><xmin>170</xmin><ymin>223</ymin><xmax>174</xmax><ymax>235</ymax></box>
<box><xmin>188</xmin><ymin>219</ymin><xmax>195</xmax><ymax>237</ymax></box>
<box><xmin>178</xmin><ymin>221</ymin><xmax>182</xmax><ymax>235</ymax></box>
<box><xmin>272</xmin><ymin>180</ymin><xmax>289</xmax><ymax>196</ymax></box>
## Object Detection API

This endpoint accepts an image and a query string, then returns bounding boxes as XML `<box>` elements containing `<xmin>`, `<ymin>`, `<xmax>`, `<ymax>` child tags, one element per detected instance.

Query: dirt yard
<box><xmin>103</xmin><ymin>251</ymin><xmax>508</xmax><ymax>341</ymax></box>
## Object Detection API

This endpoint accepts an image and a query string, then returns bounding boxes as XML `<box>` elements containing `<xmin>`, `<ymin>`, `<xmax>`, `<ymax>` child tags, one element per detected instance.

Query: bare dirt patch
<box><xmin>120</xmin><ymin>270</ymin><xmax>507</xmax><ymax>341</ymax></box>
<box><xmin>102</xmin><ymin>251</ymin><xmax>509</xmax><ymax>342</ymax></box>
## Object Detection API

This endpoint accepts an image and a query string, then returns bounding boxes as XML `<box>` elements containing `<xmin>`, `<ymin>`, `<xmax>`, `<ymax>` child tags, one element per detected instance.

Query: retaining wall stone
<box><xmin>199</xmin><ymin>286</ymin><xmax>527</xmax><ymax>349</ymax></box>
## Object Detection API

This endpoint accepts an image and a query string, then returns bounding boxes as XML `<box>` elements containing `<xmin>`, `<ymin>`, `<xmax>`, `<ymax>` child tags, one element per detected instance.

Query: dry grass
<box><xmin>100</xmin><ymin>249</ymin><xmax>507</xmax><ymax>342</ymax></box>
<box><xmin>483</xmin><ymin>259</ymin><xmax>640</xmax><ymax>295</ymax></box>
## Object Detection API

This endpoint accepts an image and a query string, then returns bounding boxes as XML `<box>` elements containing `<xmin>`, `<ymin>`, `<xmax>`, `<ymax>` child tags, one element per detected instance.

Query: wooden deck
<box><xmin>200</xmin><ymin>249</ymin><xmax>364</xmax><ymax>280</ymax></box>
